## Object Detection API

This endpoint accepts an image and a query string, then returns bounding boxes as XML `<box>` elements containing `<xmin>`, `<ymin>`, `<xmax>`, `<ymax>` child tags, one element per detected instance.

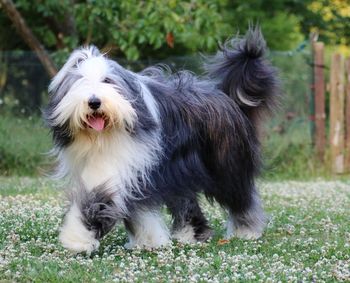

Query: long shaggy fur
<box><xmin>45</xmin><ymin>27</ymin><xmax>279</xmax><ymax>252</ymax></box>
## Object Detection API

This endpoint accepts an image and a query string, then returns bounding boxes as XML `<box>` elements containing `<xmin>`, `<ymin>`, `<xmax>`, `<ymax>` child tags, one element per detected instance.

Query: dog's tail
<box><xmin>205</xmin><ymin>26</ymin><xmax>279</xmax><ymax>124</ymax></box>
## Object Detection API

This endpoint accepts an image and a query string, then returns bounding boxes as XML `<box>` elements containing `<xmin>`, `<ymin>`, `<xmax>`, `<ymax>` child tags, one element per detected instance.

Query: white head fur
<box><xmin>49</xmin><ymin>47</ymin><xmax>137</xmax><ymax>136</ymax></box>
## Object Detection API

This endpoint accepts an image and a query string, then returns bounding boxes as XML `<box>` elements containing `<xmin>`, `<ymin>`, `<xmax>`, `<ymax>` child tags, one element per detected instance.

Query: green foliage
<box><xmin>0</xmin><ymin>0</ymin><xmax>231</xmax><ymax>60</ymax></box>
<box><xmin>294</xmin><ymin>0</ymin><xmax>350</xmax><ymax>46</ymax></box>
<box><xmin>1</xmin><ymin>0</ymin><xmax>332</xmax><ymax>60</ymax></box>
<box><xmin>78</xmin><ymin>0</ymin><xmax>231</xmax><ymax>60</ymax></box>
<box><xmin>260</xmin><ymin>13</ymin><xmax>304</xmax><ymax>51</ymax></box>
<box><xmin>1</xmin><ymin>0</ymin><xmax>350</xmax><ymax>59</ymax></box>
<box><xmin>223</xmin><ymin>0</ymin><xmax>305</xmax><ymax>50</ymax></box>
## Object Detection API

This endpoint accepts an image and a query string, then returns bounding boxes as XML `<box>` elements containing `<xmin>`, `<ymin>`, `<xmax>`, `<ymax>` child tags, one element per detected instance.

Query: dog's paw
<box><xmin>59</xmin><ymin>228</ymin><xmax>100</xmax><ymax>254</ymax></box>
<box><xmin>226</xmin><ymin>226</ymin><xmax>262</xmax><ymax>240</ymax></box>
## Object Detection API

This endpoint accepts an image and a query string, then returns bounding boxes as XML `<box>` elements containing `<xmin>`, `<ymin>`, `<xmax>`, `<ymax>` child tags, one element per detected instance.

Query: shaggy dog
<box><xmin>44</xmin><ymin>27</ymin><xmax>279</xmax><ymax>253</ymax></box>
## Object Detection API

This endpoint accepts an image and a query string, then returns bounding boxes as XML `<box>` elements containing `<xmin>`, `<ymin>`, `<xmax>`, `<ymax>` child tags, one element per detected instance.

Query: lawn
<box><xmin>0</xmin><ymin>177</ymin><xmax>349</xmax><ymax>282</ymax></box>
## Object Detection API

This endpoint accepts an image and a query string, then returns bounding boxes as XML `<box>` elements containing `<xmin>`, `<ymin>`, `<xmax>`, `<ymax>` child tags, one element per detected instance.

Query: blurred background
<box><xmin>0</xmin><ymin>0</ymin><xmax>349</xmax><ymax>179</ymax></box>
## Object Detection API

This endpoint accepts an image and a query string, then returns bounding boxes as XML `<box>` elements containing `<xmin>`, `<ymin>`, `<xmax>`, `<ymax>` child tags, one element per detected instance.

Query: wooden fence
<box><xmin>312</xmin><ymin>41</ymin><xmax>350</xmax><ymax>174</ymax></box>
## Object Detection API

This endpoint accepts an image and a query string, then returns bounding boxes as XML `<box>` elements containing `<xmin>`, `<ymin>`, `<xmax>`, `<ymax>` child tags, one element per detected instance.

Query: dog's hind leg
<box><xmin>123</xmin><ymin>209</ymin><xmax>170</xmax><ymax>249</ymax></box>
<box><xmin>167</xmin><ymin>197</ymin><xmax>213</xmax><ymax>243</ymax></box>
<box><xmin>225</xmin><ymin>191</ymin><xmax>266</xmax><ymax>240</ymax></box>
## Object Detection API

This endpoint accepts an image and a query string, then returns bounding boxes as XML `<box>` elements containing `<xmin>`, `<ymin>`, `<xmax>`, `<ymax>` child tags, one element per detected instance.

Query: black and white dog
<box><xmin>45</xmin><ymin>27</ymin><xmax>278</xmax><ymax>253</ymax></box>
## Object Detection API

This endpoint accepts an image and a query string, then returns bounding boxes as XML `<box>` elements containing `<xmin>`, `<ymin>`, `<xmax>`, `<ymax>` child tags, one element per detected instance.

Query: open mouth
<box><xmin>86</xmin><ymin>113</ymin><xmax>108</xmax><ymax>132</ymax></box>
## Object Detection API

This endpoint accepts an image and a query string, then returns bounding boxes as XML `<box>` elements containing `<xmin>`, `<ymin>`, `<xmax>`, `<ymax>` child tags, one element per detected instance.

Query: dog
<box><xmin>44</xmin><ymin>27</ymin><xmax>279</xmax><ymax>253</ymax></box>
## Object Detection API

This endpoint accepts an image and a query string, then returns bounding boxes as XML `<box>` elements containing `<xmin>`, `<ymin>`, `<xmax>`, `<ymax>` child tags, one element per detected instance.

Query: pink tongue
<box><xmin>87</xmin><ymin>116</ymin><xmax>105</xmax><ymax>131</ymax></box>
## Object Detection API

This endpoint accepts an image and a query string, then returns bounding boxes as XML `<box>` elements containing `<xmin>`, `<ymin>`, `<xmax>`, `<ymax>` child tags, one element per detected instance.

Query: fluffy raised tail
<box><xmin>206</xmin><ymin>26</ymin><xmax>279</xmax><ymax>123</ymax></box>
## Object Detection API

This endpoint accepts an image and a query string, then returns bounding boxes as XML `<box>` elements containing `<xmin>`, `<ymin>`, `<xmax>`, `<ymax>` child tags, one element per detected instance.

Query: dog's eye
<box><xmin>103</xmin><ymin>78</ymin><xmax>113</xmax><ymax>84</ymax></box>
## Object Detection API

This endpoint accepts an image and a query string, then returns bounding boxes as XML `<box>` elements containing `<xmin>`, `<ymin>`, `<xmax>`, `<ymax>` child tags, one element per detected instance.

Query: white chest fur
<box><xmin>58</xmin><ymin>130</ymin><xmax>161</xmax><ymax>196</ymax></box>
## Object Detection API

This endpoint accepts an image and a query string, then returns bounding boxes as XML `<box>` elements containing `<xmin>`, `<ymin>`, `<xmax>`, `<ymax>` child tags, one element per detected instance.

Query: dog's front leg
<box><xmin>59</xmin><ymin>201</ymin><xmax>100</xmax><ymax>254</ymax></box>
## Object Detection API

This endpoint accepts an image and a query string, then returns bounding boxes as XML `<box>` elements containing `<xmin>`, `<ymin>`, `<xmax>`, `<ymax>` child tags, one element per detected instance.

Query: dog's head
<box><xmin>45</xmin><ymin>46</ymin><xmax>141</xmax><ymax>146</ymax></box>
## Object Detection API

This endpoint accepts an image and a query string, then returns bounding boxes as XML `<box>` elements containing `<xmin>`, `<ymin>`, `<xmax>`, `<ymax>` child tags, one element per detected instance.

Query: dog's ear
<box><xmin>88</xmin><ymin>45</ymin><xmax>101</xmax><ymax>57</ymax></box>
<box><xmin>48</xmin><ymin>46</ymin><xmax>101</xmax><ymax>96</ymax></box>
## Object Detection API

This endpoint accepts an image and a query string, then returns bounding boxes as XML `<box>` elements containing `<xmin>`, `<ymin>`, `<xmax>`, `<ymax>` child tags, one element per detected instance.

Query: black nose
<box><xmin>88</xmin><ymin>96</ymin><xmax>101</xmax><ymax>110</ymax></box>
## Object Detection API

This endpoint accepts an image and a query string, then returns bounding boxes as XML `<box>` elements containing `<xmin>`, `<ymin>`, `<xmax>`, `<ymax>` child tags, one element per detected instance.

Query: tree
<box><xmin>0</xmin><ymin>0</ymin><xmax>57</xmax><ymax>77</ymax></box>
<box><xmin>304</xmin><ymin>0</ymin><xmax>350</xmax><ymax>46</ymax></box>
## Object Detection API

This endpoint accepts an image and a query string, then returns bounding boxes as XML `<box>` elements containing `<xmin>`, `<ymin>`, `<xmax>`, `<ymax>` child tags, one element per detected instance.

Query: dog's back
<box><xmin>134</xmin><ymin>27</ymin><xmax>279</xmax><ymax>242</ymax></box>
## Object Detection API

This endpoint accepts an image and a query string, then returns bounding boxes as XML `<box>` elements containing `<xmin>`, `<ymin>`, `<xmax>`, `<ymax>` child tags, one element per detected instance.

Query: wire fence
<box><xmin>0</xmin><ymin>48</ymin><xmax>312</xmax><ymax>137</ymax></box>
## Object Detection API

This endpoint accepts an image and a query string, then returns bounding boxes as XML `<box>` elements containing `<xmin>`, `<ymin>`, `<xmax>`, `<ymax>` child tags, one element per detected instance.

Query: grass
<box><xmin>0</xmin><ymin>115</ymin><xmax>51</xmax><ymax>176</ymax></box>
<box><xmin>262</xmin><ymin>118</ymin><xmax>330</xmax><ymax>180</ymax></box>
<box><xmin>0</xmin><ymin>177</ymin><xmax>349</xmax><ymax>282</ymax></box>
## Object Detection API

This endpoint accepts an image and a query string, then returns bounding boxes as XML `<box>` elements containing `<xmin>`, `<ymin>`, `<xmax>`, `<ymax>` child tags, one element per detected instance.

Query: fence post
<box><xmin>329</xmin><ymin>53</ymin><xmax>345</xmax><ymax>174</ymax></box>
<box><xmin>313</xmin><ymin>42</ymin><xmax>326</xmax><ymax>161</ymax></box>
<box><xmin>345</xmin><ymin>58</ymin><xmax>350</xmax><ymax>172</ymax></box>
<box><xmin>309</xmin><ymin>34</ymin><xmax>317</xmax><ymax>148</ymax></box>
